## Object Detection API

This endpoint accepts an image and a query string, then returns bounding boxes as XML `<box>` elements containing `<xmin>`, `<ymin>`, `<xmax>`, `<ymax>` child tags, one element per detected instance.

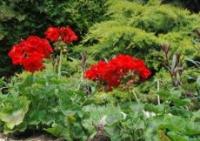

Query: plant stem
<box><xmin>132</xmin><ymin>89</ymin><xmax>140</xmax><ymax>103</ymax></box>
<box><xmin>156</xmin><ymin>79</ymin><xmax>160</xmax><ymax>105</ymax></box>
<box><xmin>58</xmin><ymin>50</ymin><xmax>63</xmax><ymax>78</ymax></box>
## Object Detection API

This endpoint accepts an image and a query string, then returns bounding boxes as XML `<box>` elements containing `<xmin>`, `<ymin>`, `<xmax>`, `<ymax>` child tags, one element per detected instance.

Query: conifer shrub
<box><xmin>76</xmin><ymin>0</ymin><xmax>200</xmax><ymax>71</ymax></box>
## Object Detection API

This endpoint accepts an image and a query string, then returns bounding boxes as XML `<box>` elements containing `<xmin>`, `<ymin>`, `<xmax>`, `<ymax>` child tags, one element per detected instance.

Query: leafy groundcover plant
<box><xmin>0</xmin><ymin>0</ymin><xmax>200</xmax><ymax>141</ymax></box>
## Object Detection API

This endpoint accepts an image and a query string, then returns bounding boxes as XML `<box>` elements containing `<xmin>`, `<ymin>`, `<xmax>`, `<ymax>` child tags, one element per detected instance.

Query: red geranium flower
<box><xmin>22</xmin><ymin>52</ymin><xmax>44</xmax><ymax>73</ymax></box>
<box><xmin>8</xmin><ymin>41</ymin><xmax>27</xmax><ymax>65</ymax></box>
<box><xmin>26</xmin><ymin>36</ymin><xmax>53</xmax><ymax>58</ymax></box>
<box><xmin>8</xmin><ymin>35</ymin><xmax>53</xmax><ymax>73</ymax></box>
<box><xmin>44</xmin><ymin>27</ymin><xmax>60</xmax><ymax>42</ymax></box>
<box><xmin>60</xmin><ymin>26</ymin><xmax>78</xmax><ymax>44</ymax></box>
<box><xmin>84</xmin><ymin>54</ymin><xmax>151</xmax><ymax>90</ymax></box>
<box><xmin>84</xmin><ymin>61</ymin><xmax>107</xmax><ymax>81</ymax></box>
<box><xmin>44</xmin><ymin>26</ymin><xmax>78</xmax><ymax>44</ymax></box>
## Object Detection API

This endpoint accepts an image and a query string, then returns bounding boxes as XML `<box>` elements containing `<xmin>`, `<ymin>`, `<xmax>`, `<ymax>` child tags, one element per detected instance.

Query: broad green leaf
<box><xmin>0</xmin><ymin>96</ymin><xmax>30</xmax><ymax>130</ymax></box>
<box><xmin>0</xmin><ymin>110</ymin><xmax>27</xmax><ymax>129</ymax></box>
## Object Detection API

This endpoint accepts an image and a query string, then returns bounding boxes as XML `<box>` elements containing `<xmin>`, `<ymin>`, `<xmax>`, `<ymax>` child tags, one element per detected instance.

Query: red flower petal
<box><xmin>45</xmin><ymin>27</ymin><xmax>60</xmax><ymax>42</ymax></box>
<box><xmin>60</xmin><ymin>26</ymin><xmax>78</xmax><ymax>44</ymax></box>
<box><xmin>22</xmin><ymin>52</ymin><xmax>44</xmax><ymax>73</ymax></box>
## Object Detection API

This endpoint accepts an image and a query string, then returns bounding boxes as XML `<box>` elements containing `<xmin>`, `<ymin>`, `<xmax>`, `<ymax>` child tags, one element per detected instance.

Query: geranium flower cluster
<box><xmin>8</xmin><ymin>36</ymin><xmax>53</xmax><ymax>72</ymax></box>
<box><xmin>8</xmin><ymin>26</ymin><xmax>78</xmax><ymax>73</ymax></box>
<box><xmin>84</xmin><ymin>54</ymin><xmax>151</xmax><ymax>89</ymax></box>
<box><xmin>44</xmin><ymin>26</ymin><xmax>78</xmax><ymax>44</ymax></box>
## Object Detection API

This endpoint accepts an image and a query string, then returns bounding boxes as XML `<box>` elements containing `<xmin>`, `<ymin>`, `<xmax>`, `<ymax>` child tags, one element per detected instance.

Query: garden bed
<box><xmin>0</xmin><ymin>0</ymin><xmax>200</xmax><ymax>141</ymax></box>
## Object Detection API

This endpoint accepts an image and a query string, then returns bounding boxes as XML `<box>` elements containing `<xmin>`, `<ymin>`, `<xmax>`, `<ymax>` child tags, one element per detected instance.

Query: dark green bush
<box><xmin>162</xmin><ymin>0</ymin><xmax>200</xmax><ymax>12</ymax></box>
<box><xmin>129</xmin><ymin>0</ymin><xmax>200</xmax><ymax>12</ymax></box>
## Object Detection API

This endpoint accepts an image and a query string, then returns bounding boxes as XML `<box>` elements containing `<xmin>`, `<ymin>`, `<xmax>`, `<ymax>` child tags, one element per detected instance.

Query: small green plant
<box><xmin>0</xmin><ymin>65</ymin><xmax>88</xmax><ymax>140</ymax></box>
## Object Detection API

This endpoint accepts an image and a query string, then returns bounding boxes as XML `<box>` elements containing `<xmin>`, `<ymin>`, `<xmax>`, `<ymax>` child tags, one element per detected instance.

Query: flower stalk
<box><xmin>58</xmin><ymin>50</ymin><xmax>63</xmax><ymax>78</ymax></box>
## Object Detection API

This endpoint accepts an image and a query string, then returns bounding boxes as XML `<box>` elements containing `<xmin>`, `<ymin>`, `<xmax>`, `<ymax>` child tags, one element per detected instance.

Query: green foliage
<box><xmin>0</xmin><ymin>64</ymin><xmax>89</xmax><ymax>140</ymax></box>
<box><xmin>0</xmin><ymin>63</ymin><xmax>200</xmax><ymax>140</ymax></box>
<box><xmin>0</xmin><ymin>95</ymin><xmax>30</xmax><ymax>132</ymax></box>
<box><xmin>82</xmin><ymin>94</ymin><xmax>200</xmax><ymax>141</ymax></box>
<box><xmin>76</xmin><ymin>0</ymin><xmax>200</xmax><ymax>71</ymax></box>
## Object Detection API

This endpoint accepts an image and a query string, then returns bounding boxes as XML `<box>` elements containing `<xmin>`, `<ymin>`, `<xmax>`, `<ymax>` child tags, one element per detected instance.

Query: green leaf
<box><xmin>0</xmin><ymin>110</ymin><xmax>27</xmax><ymax>129</ymax></box>
<box><xmin>0</xmin><ymin>95</ymin><xmax>30</xmax><ymax>130</ymax></box>
<box><xmin>167</xmin><ymin>131</ymin><xmax>188</xmax><ymax>141</ymax></box>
